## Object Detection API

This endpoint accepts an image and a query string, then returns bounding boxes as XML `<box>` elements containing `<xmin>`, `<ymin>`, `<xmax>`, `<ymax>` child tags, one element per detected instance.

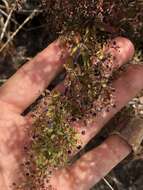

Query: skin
<box><xmin>0</xmin><ymin>37</ymin><xmax>143</xmax><ymax>190</ymax></box>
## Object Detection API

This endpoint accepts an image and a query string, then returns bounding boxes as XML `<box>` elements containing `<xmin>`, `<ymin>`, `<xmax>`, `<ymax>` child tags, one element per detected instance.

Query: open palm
<box><xmin>0</xmin><ymin>37</ymin><xmax>143</xmax><ymax>190</ymax></box>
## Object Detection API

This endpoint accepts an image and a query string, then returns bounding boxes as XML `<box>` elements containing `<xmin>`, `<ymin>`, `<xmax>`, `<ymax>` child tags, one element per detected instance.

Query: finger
<box><xmin>27</xmin><ymin>37</ymin><xmax>134</xmax><ymax>119</ymax></box>
<box><xmin>55</xmin><ymin>37</ymin><xmax>134</xmax><ymax>91</ymax></box>
<box><xmin>50</xmin><ymin>135</ymin><xmax>131</xmax><ymax>190</ymax></box>
<box><xmin>74</xmin><ymin>64</ymin><xmax>143</xmax><ymax>146</ymax></box>
<box><xmin>44</xmin><ymin>37</ymin><xmax>136</xmax><ymax>147</ymax></box>
<box><xmin>0</xmin><ymin>40</ymin><xmax>69</xmax><ymax>113</ymax></box>
<box><xmin>104</xmin><ymin>36</ymin><xmax>134</xmax><ymax>69</ymax></box>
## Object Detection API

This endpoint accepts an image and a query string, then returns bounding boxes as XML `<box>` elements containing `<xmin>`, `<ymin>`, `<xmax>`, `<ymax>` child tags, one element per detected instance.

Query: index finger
<box><xmin>0</xmin><ymin>40</ymin><xmax>69</xmax><ymax>113</ymax></box>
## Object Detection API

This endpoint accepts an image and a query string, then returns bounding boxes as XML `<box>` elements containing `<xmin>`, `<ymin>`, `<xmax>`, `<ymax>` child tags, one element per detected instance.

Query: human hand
<box><xmin>0</xmin><ymin>37</ymin><xmax>142</xmax><ymax>190</ymax></box>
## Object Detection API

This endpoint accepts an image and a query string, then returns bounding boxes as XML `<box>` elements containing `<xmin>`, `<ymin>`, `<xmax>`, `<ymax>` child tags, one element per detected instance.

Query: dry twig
<box><xmin>0</xmin><ymin>8</ymin><xmax>18</xmax><ymax>25</ymax></box>
<box><xmin>0</xmin><ymin>4</ymin><xmax>16</xmax><ymax>42</ymax></box>
<box><xmin>103</xmin><ymin>177</ymin><xmax>114</xmax><ymax>190</ymax></box>
<box><xmin>0</xmin><ymin>9</ymin><xmax>37</xmax><ymax>53</ymax></box>
<box><xmin>1</xmin><ymin>0</ymin><xmax>9</xmax><ymax>12</ymax></box>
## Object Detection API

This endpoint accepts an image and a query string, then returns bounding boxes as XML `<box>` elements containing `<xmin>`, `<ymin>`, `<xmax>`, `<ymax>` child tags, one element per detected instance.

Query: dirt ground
<box><xmin>0</xmin><ymin>1</ymin><xmax>143</xmax><ymax>190</ymax></box>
